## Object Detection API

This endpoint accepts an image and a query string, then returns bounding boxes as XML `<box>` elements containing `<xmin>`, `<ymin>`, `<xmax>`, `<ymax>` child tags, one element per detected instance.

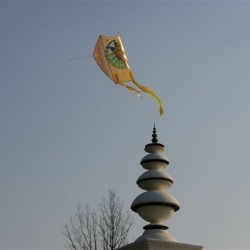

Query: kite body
<box><xmin>93</xmin><ymin>34</ymin><xmax>164</xmax><ymax>116</ymax></box>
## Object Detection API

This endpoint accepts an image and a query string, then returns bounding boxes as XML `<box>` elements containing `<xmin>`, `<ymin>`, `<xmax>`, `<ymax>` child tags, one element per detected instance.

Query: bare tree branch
<box><xmin>63</xmin><ymin>189</ymin><xmax>134</xmax><ymax>250</ymax></box>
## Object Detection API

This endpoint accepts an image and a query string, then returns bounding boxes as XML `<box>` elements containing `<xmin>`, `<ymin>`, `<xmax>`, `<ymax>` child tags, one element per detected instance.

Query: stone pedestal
<box><xmin>116</xmin><ymin>238</ymin><xmax>203</xmax><ymax>250</ymax></box>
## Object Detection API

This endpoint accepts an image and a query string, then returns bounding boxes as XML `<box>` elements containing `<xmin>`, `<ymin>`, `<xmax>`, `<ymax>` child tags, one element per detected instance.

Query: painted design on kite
<box><xmin>105</xmin><ymin>40</ymin><xmax>127</xmax><ymax>69</ymax></box>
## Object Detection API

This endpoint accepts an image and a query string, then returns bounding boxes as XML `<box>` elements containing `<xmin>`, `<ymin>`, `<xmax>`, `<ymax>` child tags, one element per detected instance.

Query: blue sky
<box><xmin>1</xmin><ymin>1</ymin><xmax>250</xmax><ymax>249</ymax></box>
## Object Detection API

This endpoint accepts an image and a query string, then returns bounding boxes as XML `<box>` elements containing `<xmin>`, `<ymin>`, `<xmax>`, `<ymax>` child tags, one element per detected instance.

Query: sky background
<box><xmin>1</xmin><ymin>1</ymin><xmax>250</xmax><ymax>249</ymax></box>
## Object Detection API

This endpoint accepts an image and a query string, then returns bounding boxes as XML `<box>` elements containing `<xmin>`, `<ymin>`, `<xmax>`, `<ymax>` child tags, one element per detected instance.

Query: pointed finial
<box><xmin>152</xmin><ymin>123</ymin><xmax>158</xmax><ymax>143</ymax></box>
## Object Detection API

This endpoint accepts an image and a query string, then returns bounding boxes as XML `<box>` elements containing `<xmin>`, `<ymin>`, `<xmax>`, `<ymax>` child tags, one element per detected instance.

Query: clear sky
<box><xmin>1</xmin><ymin>1</ymin><xmax>250</xmax><ymax>249</ymax></box>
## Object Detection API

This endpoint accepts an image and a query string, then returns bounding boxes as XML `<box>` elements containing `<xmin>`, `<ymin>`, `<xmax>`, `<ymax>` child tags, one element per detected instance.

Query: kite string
<box><xmin>69</xmin><ymin>55</ymin><xmax>92</xmax><ymax>60</ymax></box>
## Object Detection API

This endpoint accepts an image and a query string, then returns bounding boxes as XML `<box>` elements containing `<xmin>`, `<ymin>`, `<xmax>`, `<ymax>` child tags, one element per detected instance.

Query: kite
<box><xmin>93</xmin><ymin>34</ymin><xmax>164</xmax><ymax>116</ymax></box>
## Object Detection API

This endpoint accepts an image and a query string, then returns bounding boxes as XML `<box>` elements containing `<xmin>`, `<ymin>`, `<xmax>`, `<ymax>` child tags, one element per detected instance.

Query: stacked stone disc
<box><xmin>131</xmin><ymin>126</ymin><xmax>180</xmax><ymax>242</ymax></box>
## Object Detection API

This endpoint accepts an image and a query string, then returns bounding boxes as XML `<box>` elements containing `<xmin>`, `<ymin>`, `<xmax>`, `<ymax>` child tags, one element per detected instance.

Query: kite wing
<box><xmin>93</xmin><ymin>34</ymin><xmax>164</xmax><ymax>116</ymax></box>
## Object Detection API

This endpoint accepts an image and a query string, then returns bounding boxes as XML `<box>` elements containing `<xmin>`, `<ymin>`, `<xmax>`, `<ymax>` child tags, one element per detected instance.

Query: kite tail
<box><xmin>131</xmin><ymin>75</ymin><xmax>164</xmax><ymax>117</ymax></box>
<box><xmin>118</xmin><ymin>82</ymin><xmax>142</xmax><ymax>98</ymax></box>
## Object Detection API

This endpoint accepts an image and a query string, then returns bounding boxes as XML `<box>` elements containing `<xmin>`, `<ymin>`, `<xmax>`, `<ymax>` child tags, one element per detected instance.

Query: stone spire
<box><xmin>116</xmin><ymin>126</ymin><xmax>203</xmax><ymax>250</ymax></box>
<box><xmin>131</xmin><ymin>125</ymin><xmax>180</xmax><ymax>242</ymax></box>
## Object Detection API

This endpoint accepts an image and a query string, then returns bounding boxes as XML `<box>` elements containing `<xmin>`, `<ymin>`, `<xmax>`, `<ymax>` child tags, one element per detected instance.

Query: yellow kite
<box><xmin>93</xmin><ymin>34</ymin><xmax>164</xmax><ymax>116</ymax></box>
